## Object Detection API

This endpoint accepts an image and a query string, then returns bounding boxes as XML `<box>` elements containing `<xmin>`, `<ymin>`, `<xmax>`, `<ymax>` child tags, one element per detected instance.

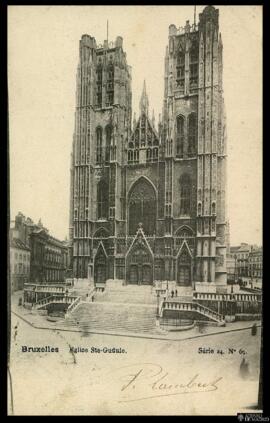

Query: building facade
<box><xmin>69</xmin><ymin>5</ymin><xmax>228</xmax><ymax>291</ymax></box>
<box><xmin>10</xmin><ymin>213</ymin><xmax>68</xmax><ymax>284</ymax></box>
<box><xmin>248</xmin><ymin>247</ymin><xmax>262</xmax><ymax>279</ymax></box>
<box><xmin>9</xmin><ymin>238</ymin><xmax>31</xmax><ymax>292</ymax></box>
<box><xmin>29</xmin><ymin>230</ymin><xmax>68</xmax><ymax>283</ymax></box>
<box><xmin>230</xmin><ymin>243</ymin><xmax>252</xmax><ymax>278</ymax></box>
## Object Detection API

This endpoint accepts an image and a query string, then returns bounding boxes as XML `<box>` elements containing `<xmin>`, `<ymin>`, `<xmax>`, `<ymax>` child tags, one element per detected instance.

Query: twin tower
<box><xmin>69</xmin><ymin>5</ymin><xmax>228</xmax><ymax>292</ymax></box>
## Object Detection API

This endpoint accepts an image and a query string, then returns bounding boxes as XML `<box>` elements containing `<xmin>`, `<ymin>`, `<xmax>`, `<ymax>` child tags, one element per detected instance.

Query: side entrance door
<box><xmin>142</xmin><ymin>264</ymin><xmax>152</xmax><ymax>285</ymax></box>
<box><xmin>177</xmin><ymin>266</ymin><xmax>191</xmax><ymax>286</ymax></box>
<box><xmin>129</xmin><ymin>265</ymin><xmax>138</xmax><ymax>284</ymax></box>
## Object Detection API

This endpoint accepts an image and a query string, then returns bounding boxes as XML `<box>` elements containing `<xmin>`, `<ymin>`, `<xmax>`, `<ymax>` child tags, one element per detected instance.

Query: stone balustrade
<box><xmin>193</xmin><ymin>292</ymin><xmax>262</xmax><ymax>302</ymax></box>
<box><xmin>162</xmin><ymin>300</ymin><xmax>224</xmax><ymax>323</ymax></box>
<box><xmin>35</xmin><ymin>295</ymin><xmax>78</xmax><ymax>309</ymax></box>
<box><xmin>24</xmin><ymin>283</ymin><xmax>66</xmax><ymax>293</ymax></box>
<box><xmin>66</xmin><ymin>296</ymin><xmax>81</xmax><ymax>314</ymax></box>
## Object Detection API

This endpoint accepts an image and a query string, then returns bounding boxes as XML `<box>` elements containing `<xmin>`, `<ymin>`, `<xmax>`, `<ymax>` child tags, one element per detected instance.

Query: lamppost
<box><xmin>156</xmin><ymin>291</ymin><xmax>160</xmax><ymax>318</ymax></box>
<box><xmin>234</xmin><ymin>254</ymin><xmax>237</xmax><ymax>289</ymax></box>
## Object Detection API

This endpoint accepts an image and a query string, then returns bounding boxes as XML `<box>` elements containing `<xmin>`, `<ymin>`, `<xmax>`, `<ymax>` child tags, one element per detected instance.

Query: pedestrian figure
<box><xmin>14</xmin><ymin>323</ymin><xmax>19</xmax><ymax>341</ymax></box>
<box><xmin>251</xmin><ymin>323</ymin><xmax>257</xmax><ymax>336</ymax></box>
<box><xmin>240</xmin><ymin>358</ymin><xmax>250</xmax><ymax>379</ymax></box>
<box><xmin>175</xmin><ymin>289</ymin><xmax>178</xmax><ymax>297</ymax></box>
<box><xmin>171</xmin><ymin>290</ymin><xmax>174</xmax><ymax>298</ymax></box>
<box><xmin>92</xmin><ymin>295</ymin><xmax>94</xmax><ymax>302</ymax></box>
<box><xmin>197</xmin><ymin>322</ymin><xmax>205</xmax><ymax>333</ymax></box>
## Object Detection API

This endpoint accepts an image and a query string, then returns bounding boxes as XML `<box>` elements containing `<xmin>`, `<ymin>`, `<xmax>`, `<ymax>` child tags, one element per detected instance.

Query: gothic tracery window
<box><xmin>176</xmin><ymin>115</ymin><xmax>184</xmax><ymax>158</ymax></box>
<box><xmin>97</xmin><ymin>181</ymin><xmax>108</xmax><ymax>219</ymax></box>
<box><xmin>175</xmin><ymin>226</ymin><xmax>194</xmax><ymax>249</ymax></box>
<box><xmin>189</xmin><ymin>43</ymin><xmax>198</xmax><ymax>86</ymax></box>
<box><xmin>128</xmin><ymin>178</ymin><xmax>156</xmax><ymax>235</ymax></box>
<box><xmin>96</xmin><ymin>65</ymin><xmax>102</xmax><ymax>107</ymax></box>
<box><xmin>105</xmin><ymin>125</ymin><xmax>112</xmax><ymax>164</ymax></box>
<box><xmin>176</xmin><ymin>50</ymin><xmax>185</xmax><ymax>89</ymax></box>
<box><xmin>188</xmin><ymin>113</ymin><xmax>197</xmax><ymax>156</ymax></box>
<box><xmin>96</xmin><ymin>127</ymin><xmax>103</xmax><ymax>164</ymax></box>
<box><xmin>180</xmin><ymin>174</ymin><xmax>191</xmax><ymax>215</ymax></box>
<box><xmin>106</xmin><ymin>64</ymin><xmax>114</xmax><ymax>106</ymax></box>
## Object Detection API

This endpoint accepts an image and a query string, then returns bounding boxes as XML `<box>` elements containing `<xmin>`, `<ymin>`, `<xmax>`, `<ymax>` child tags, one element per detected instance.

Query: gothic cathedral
<box><xmin>69</xmin><ymin>5</ymin><xmax>228</xmax><ymax>292</ymax></box>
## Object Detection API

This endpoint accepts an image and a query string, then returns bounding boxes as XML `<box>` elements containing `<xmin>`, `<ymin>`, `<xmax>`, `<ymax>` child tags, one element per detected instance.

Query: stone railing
<box><xmin>24</xmin><ymin>283</ymin><xmax>66</xmax><ymax>294</ymax></box>
<box><xmin>193</xmin><ymin>292</ymin><xmax>262</xmax><ymax>302</ymax></box>
<box><xmin>35</xmin><ymin>295</ymin><xmax>78</xmax><ymax>310</ymax></box>
<box><xmin>35</xmin><ymin>295</ymin><xmax>55</xmax><ymax>307</ymax></box>
<box><xmin>35</xmin><ymin>295</ymin><xmax>56</xmax><ymax>309</ymax></box>
<box><xmin>162</xmin><ymin>300</ymin><xmax>224</xmax><ymax>323</ymax></box>
<box><xmin>66</xmin><ymin>296</ymin><xmax>82</xmax><ymax>314</ymax></box>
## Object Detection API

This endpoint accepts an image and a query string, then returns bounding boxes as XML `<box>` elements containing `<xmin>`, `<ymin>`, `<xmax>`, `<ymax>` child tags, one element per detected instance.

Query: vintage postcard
<box><xmin>8</xmin><ymin>5</ymin><xmax>263</xmax><ymax>416</ymax></box>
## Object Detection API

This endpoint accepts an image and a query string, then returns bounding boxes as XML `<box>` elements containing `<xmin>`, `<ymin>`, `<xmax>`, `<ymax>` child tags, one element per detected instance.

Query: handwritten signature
<box><xmin>111</xmin><ymin>363</ymin><xmax>223</xmax><ymax>402</ymax></box>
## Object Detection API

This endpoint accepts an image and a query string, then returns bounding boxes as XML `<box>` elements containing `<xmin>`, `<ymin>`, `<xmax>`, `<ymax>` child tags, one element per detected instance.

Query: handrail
<box><xmin>66</xmin><ymin>296</ymin><xmax>81</xmax><ymax>313</ymax></box>
<box><xmin>35</xmin><ymin>295</ymin><xmax>55</xmax><ymax>306</ymax></box>
<box><xmin>162</xmin><ymin>300</ymin><xmax>224</xmax><ymax>322</ymax></box>
<box><xmin>193</xmin><ymin>302</ymin><xmax>222</xmax><ymax>318</ymax></box>
<box><xmin>35</xmin><ymin>295</ymin><xmax>79</xmax><ymax>309</ymax></box>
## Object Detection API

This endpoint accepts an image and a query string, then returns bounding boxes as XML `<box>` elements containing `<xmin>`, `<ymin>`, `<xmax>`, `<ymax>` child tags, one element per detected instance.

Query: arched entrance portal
<box><xmin>177</xmin><ymin>249</ymin><xmax>192</xmax><ymax>286</ymax></box>
<box><xmin>94</xmin><ymin>248</ymin><xmax>107</xmax><ymax>284</ymax></box>
<box><xmin>126</xmin><ymin>244</ymin><xmax>153</xmax><ymax>285</ymax></box>
<box><xmin>128</xmin><ymin>177</ymin><xmax>156</xmax><ymax>235</ymax></box>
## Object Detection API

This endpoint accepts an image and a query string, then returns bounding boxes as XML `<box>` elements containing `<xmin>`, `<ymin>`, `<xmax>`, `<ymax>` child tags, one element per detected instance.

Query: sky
<box><xmin>8</xmin><ymin>5</ymin><xmax>262</xmax><ymax>246</ymax></box>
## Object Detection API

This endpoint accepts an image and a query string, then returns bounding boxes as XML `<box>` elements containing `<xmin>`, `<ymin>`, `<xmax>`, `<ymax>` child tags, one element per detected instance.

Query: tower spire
<box><xmin>140</xmin><ymin>80</ymin><xmax>149</xmax><ymax>116</ymax></box>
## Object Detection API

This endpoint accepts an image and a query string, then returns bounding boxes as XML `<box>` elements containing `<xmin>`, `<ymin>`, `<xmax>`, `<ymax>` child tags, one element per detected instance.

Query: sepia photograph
<box><xmin>8</xmin><ymin>5</ymin><xmax>263</xmax><ymax>416</ymax></box>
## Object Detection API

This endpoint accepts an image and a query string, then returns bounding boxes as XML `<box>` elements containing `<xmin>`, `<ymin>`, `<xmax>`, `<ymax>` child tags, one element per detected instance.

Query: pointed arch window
<box><xmin>176</xmin><ymin>50</ymin><xmax>185</xmax><ymax>89</ymax></box>
<box><xmin>175</xmin><ymin>226</ymin><xmax>194</xmax><ymax>249</ymax></box>
<box><xmin>189</xmin><ymin>43</ymin><xmax>198</xmax><ymax>86</ymax></box>
<box><xmin>106</xmin><ymin>64</ymin><xmax>114</xmax><ymax>106</ymax></box>
<box><xmin>188</xmin><ymin>113</ymin><xmax>197</xmax><ymax>156</ymax></box>
<box><xmin>97</xmin><ymin>181</ymin><xmax>108</xmax><ymax>220</ymax></box>
<box><xmin>128</xmin><ymin>178</ymin><xmax>156</xmax><ymax>235</ymax></box>
<box><xmin>96</xmin><ymin>127</ymin><xmax>103</xmax><ymax>164</ymax></box>
<box><xmin>105</xmin><ymin>125</ymin><xmax>112</xmax><ymax>163</ymax></box>
<box><xmin>180</xmin><ymin>174</ymin><xmax>191</xmax><ymax>215</ymax></box>
<box><xmin>176</xmin><ymin>115</ymin><xmax>184</xmax><ymax>158</ymax></box>
<box><xmin>96</xmin><ymin>65</ymin><xmax>102</xmax><ymax>107</ymax></box>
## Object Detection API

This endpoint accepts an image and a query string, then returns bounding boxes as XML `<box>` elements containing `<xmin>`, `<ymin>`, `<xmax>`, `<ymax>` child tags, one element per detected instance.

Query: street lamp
<box><xmin>156</xmin><ymin>291</ymin><xmax>160</xmax><ymax>318</ymax></box>
<box><xmin>234</xmin><ymin>254</ymin><xmax>238</xmax><ymax>290</ymax></box>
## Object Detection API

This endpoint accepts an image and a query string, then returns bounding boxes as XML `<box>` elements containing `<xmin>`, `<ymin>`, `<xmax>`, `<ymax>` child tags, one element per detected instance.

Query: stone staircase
<box><xmin>60</xmin><ymin>302</ymin><xmax>158</xmax><ymax>334</ymax></box>
<box><xmin>94</xmin><ymin>284</ymin><xmax>157</xmax><ymax>305</ymax></box>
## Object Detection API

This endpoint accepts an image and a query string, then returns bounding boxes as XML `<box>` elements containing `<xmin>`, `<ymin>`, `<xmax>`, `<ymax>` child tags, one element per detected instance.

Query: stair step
<box><xmin>61</xmin><ymin>301</ymin><xmax>158</xmax><ymax>334</ymax></box>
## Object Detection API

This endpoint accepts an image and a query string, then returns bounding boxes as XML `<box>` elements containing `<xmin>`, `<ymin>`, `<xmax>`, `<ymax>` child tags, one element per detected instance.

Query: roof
<box><xmin>230</xmin><ymin>246</ymin><xmax>240</xmax><ymax>253</ymax></box>
<box><xmin>250</xmin><ymin>247</ymin><xmax>263</xmax><ymax>255</ymax></box>
<box><xmin>230</xmin><ymin>244</ymin><xmax>251</xmax><ymax>253</ymax></box>
<box><xmin>237</xmin><ymin>245</ymin><xmax>251</xmax><ymax>252</ymax></box>
<box><xmin>10</xmin><ymin>238</ymin><xmax>30</xmax><ymax>252</ymax></box>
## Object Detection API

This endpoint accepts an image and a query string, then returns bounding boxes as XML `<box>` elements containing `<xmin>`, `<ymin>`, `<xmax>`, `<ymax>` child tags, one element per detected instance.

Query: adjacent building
<box><xmin>248</xmin><ymin>246</ymin><xmax>263</xmax><ymax>279</ymax></box>
<box><xmin>226</xmin><ymin>243</ymin><xmax>262</xmax><ymax>291</ymax></box>
<box><xmin>9</xmin><ymin>238</ymin><xmax>31</xmax><ymax>292</ymax></box>
<box><xmin>29</xmin><ymin>229</ymin><xmax>68</xmax><ymax>283</ymax></box>
<box><xmin>10</xmin><ymin>213</ymin><xmax>68</xmax><ymax>284</ymax></box>
<box><xmin>69</xmin><ymin>5</ymin><xmax>228</xmax><ymax>292</ymax></box>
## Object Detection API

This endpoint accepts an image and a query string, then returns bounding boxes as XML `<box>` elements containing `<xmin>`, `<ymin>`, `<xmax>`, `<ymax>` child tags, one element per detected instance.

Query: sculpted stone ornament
<box><xmin>94</xmin><ymin>168</ymin><xmax>103</xmax><ymax>180</ymax></box>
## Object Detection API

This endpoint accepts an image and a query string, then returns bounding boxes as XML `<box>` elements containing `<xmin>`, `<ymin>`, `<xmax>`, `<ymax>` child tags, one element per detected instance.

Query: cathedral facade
<box><xmin>69</xmin><ymin>5</ymin><xmax>228</xmax><ymax>291</ymax></box>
